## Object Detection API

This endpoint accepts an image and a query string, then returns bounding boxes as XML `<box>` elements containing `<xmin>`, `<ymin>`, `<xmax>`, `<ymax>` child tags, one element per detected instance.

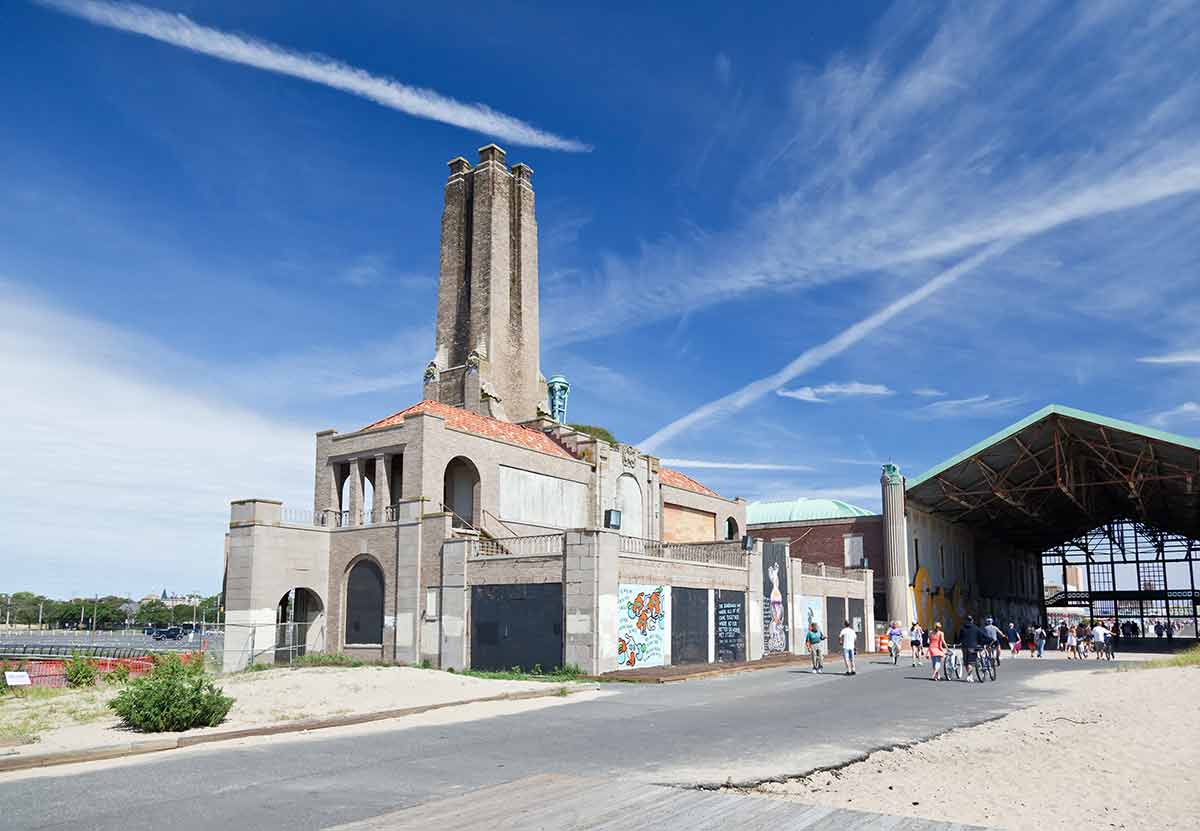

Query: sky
<box><xmin>2</xmin><ymin>1</ymin><xmax>1198</xmax><ymax>598</ymax></box>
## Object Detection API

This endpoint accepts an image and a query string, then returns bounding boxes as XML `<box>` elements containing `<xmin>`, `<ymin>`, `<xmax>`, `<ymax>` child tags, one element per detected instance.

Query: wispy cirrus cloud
<box><xmin>1149</xmin><ymin>402</ymin><xmax>1200</xmax><ymax>430</ymax></box>
<box><xmin>36</xmin><ymin>0</ymin><xmax>590</xmax><ymax>152</ymax></box>
<box><xmin>777</xmin><ymin>381</ymin><xmax>894</xmax><ymax>403</ymax></box>
<box><xmin>915</xmin><ymin>394</ymin><xmax>1023</xmax><ymax>420</ymax></box>
<box><xmin>913</xmin><ymin>387</ymin><xmax>946</xmax><ymax>398</ymax></box>
<box><xmin>661</xmin><ymin>458</ymin><xmax>813</xmax><ymax>472</ymax></box>
<box><xmin>1138</xmin><ymin>351</ymin><xmax>1200</xmax><ymax>365</ymax></box>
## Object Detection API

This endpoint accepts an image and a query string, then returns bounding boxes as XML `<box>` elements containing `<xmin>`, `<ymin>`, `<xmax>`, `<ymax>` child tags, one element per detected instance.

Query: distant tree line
<box><xmin>0</xmin><ymin>592</ymin><xmax>220</xmax><ymax>628</ymax></box>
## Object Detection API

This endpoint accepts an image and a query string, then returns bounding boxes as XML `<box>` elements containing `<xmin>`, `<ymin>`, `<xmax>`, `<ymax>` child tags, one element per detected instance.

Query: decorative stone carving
<box><xmin>881</xmin><ymin>463</ymin><xmax>903</xmax><ymax>485</ymax></box>
<box><xmin>620</xmin><ymin>444</ymin><xmax>639</xmax><ymax>469</ymax></box>
<box><xmin>423</xmin><ymin>361</ymin><xmax>439</xmax><ymax>384</ymax></box>
<box><xmin>546</xmin><ymin>374</ymin><xmax>570</xmax><ymax>423</ymax></box>
<box><xmin>466</xmin><ymin>350</ymin><xmax>482</xmax><ymax>371</ymax></box>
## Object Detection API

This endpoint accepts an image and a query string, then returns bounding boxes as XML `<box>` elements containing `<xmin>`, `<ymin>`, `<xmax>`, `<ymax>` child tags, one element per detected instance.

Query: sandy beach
<box><xmin>754</xmin><ymin>663</ymin><xmax>1200</xmax><ymax>830</ymax></box>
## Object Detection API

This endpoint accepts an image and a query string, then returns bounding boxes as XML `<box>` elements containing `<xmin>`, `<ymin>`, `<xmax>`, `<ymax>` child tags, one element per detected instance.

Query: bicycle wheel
<box><xmin>973</xmin><ymin>660</ymin><xmax>984</xmax><ymax>682</ymax></box>
<box><xmin>987</xmin><ymin>659</ymin><xmax>997</xmax><ymax>681</ymax></box>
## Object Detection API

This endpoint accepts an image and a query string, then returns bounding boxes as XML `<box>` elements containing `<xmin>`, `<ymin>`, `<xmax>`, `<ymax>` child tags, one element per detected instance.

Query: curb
<box><xmin>0</xmin><ymin>683</ymin><xmax>598</xmax><ymax>774</ymax></box>
<box><xmin>589</xmin><ymin>654</ymin><xmax>817</xmax><ymax>684</ymax></box>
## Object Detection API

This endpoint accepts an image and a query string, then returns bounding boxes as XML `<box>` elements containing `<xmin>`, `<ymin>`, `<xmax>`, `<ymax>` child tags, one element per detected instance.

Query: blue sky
<box><xmin>3</xmin><ymin>1</ymin><xmax>1199</xmax><ymax>597</ymax></box>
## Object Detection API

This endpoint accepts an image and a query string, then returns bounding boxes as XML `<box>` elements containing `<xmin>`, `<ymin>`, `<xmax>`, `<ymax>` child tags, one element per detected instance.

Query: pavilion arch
<box><xmin>616</xmin><ymin>473</ymin><xmax>643</xmax><ymax>538</ymax></box>
<box><xmin>444</xmin><ymin>456</ymin><xmax>481</xmax><ymax>529</ymax></box>
<box><xmin>343</xmin><ymin>555</ymin><xmax>385</xmax><ymax>647</ymax></box>
<box><xmin>274</xmin><ymin>587</ymin><xmax>325</xmax><ymax>662</ymax></box>
<box><xmin>726</xmin><ymin>516</ymin><xmax>740</xmax><ymax>541</ymax></box>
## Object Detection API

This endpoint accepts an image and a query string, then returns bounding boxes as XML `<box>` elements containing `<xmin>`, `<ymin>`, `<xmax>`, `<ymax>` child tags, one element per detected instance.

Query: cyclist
<box><xmin>887</xmin><ymin>621</ymin><xmax>905</xmax><ymax>665</ymax></box>
<box><xmin>909</xmin><ymin>621</ymin><xmax>925</xmax><ymax>666</ymax></box>
<box><xmin>1091</xmin><ymin>621</ymin><xmax>1111</xmax><ymax>661</ymax></box>
<box><xmin>982</xmin><ymin>618</ymin><xmax>1004</xmax><ymax>665</ymax></box>
<box><xmin>957</xmin><ymin>615</ymin><xmax>991</xmax><ymax>683</ymax></box>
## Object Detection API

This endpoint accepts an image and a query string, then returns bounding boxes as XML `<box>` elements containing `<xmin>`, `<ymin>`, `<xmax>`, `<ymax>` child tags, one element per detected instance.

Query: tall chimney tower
<box><xmin>426</xmin><ymin>145</ymin><xmax>546</xmax><ymax>422</ymax></box>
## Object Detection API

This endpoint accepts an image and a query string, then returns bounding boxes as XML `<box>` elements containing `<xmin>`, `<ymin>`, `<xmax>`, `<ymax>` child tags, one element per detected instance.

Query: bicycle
<box><xmin>888</xmin><ymin>638</ymin><xmax>901</xmax><ymax>665</ymax></box>
<box><xmin>974</xmin><ymin>643</ymin><xmax>998</xmax><ymax>682</ymax></box>
<box><xmin>1102</xmin><ymin>639</ymin><xmax>1115</xmax><ymax>661</ymax></box>
<box><xmin>940</xmin><ymin>646</ymin><xmax>961</xmax><ymax>681</ymax></box>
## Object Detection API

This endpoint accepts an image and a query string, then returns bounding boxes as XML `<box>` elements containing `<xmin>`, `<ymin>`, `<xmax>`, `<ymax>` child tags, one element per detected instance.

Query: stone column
<box><xmin>348</xmin><ymin>458</ymin><xmax>364</xmax><ymax>526</ymax></box>
<box><xmin>747</xmin><ymin>539</ymin><xmax>764</xmax><ymax>661</ymax></box>
<box><xmin>439</xmin><ymin>537</ymin><xmax>471</xmax><ymax>671</ymax></box>
<box><xmin>373</xmin><ymin>454</ymin><xmax>389</xmax><ymax>522</ymax></box>
<box><xmin>564</xmin><ymin>530</ymin><xmax>618</xmax><ymax>675</ymax></box>
<box><xmin>881</xmin><ymin>464</ymin><xmax>910</xmax><ymax>628</ymax></box>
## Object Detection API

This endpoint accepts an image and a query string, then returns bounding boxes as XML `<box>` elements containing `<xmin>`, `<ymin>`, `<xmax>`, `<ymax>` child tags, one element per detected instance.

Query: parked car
<box><xmin>152</xmin><ymin>626</ymin><xmax>183</xmax><ymax>640</ymax></box>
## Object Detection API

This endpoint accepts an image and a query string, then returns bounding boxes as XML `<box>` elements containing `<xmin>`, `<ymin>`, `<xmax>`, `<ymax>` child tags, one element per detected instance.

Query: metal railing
<box><xmin>619</xmin><ymin>536</ymin><xmax>747</xmax><ymax>567</ymax></box>
<box><xmin>474</xmin><ymin>533</ymin><xmax>566</xmax><ymax>558</ymax></box>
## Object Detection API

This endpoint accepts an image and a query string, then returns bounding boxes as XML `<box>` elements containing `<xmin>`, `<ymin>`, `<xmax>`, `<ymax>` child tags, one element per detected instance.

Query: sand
<box><xmin>755</xmin><ymin>663</ymin><xmax>1200</xmax><ymax>830</ymax></box>
<box><xmin>0</xmin><ymin>665</ymin><xmax>567</xmax><ymax>757</ymax></box>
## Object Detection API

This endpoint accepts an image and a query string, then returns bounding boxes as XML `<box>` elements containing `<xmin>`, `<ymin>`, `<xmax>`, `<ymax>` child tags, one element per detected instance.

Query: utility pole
<box><xmin>38</xmin><ymin>601</ymin><xmax>43</xmax><ymax>629</ymax></box>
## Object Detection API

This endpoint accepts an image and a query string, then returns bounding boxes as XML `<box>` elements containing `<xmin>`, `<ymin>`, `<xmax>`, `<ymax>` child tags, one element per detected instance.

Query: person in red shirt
<box><xmin>928</xmin><ymin>621</ymin><xmax>947</xmax><ymax>681</ymax></box>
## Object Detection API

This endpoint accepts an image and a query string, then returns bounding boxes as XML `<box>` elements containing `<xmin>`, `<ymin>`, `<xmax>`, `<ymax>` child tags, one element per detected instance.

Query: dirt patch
<box><xmin>751</xmin><ymin>664</ymin><xmax>1200</xmax><ymax>830</ymax></box>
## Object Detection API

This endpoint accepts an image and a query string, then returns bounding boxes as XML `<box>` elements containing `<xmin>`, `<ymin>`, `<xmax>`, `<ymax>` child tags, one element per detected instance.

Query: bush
<box><xmin>291</xmin><ymin>653</ymin><xmax>363</xmax><ymax>668</ymax></box>
<box><xmin>108</xmin><ymin>654</ymin><xmax>234</xmax><ymax>732</ymax></box>
<box><xmin>104</xmin><ymin>663</ymin><xmax>131</xmax><ymax>684</ymax></box>
<box><xmin>65</xmin><ymin>655</ymin><xmax>98</xmax><ymax>688</ymax></box>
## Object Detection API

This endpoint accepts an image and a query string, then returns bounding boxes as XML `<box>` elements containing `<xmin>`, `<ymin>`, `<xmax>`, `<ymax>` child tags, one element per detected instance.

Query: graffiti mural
<box><xmin>762</xmin><ymin>542</ymin><xmax>789</xmax><ymax>654</ymax></box>
<box><xmin>616</xmin><ymin>584</ymin><xmax>670</xmax><ymax>669</ymax></box>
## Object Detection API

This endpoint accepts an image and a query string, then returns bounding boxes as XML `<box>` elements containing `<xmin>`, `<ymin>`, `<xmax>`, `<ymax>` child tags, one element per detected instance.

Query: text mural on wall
<box><xmin>616</xmin><ymin>584</ymin><xmax>671</xmax><ymax>669</ymax></box>
<box><xmin>715</xmin><ymin>590</ymin><xmax>746</xmax><ymax>663</ymax></box>
<box><xmin>763</xmin><ymin>542</ymin><xmax>790</xmax><ymax>654</ymax></box>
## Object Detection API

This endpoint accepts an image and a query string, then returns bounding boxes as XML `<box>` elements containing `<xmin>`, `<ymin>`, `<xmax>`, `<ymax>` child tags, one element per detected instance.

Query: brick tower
<box><xmin>423</xmin><ymin>144</ymin><xmax>546</xmax><ymax>423</ymax></box>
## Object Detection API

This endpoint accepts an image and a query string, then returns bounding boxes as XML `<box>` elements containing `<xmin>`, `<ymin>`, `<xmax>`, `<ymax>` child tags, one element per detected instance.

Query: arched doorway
<box><xmin>345</xmin><ymin>559</ymin><xmax>385</xmax><ymax>646</ymax></box>
<box><xmin>616</xmin><ymin>474</ymin><xmax>643</xmax><ymax>538</ymax></box>
<box><xmin>275</xmin><ymin>587</ymin><xmax>324</xmax><ymax>664</ymax></box>
<box><xmin>444</xmin><ymin>457</ymin><xmax>481</xmax><ymax>529</ymax></box>
<box><xmin>726</xmin><ymin>516</ymin><xmax>740</xmax><ymax>541</ymax></box>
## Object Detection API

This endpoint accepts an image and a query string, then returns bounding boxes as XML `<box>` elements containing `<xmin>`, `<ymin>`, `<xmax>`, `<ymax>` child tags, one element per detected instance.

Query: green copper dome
<box><xmin>746</xmin><ymin>497</ymin><xmax>876</xmax><ymax>524</ymax></box>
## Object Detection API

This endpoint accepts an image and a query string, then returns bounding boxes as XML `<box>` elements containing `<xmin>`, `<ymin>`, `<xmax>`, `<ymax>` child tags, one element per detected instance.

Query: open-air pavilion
<box><xmin>904</xmin><ymin>405</ymin><xmax>1200</xmax><ymax>638</ymax></box>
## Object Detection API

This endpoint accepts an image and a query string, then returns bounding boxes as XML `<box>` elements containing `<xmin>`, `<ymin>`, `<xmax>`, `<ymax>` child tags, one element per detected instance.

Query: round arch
<box><xmin>443</xmin><ymin>456</ymin><xmax>481</xmax><ymax>529</ymax></box>
<box><xmin>726</xmin><ymin>516</ymin><xmax>740</xmax><ymax>541</ymax></box>
<box><xmin>616</xmin><ymin>474</ymin><xmax>643</xmax><ymax>538</ymax></box>
<box><xmin>344</xmin><ymin>556</ymin><xmax>385</xmax><ymax>646</ymax></box>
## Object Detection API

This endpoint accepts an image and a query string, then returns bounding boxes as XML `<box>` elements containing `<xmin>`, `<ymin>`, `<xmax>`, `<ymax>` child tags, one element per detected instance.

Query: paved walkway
<box><xmin>329</xmin><ymin>774</ymin><xmax>985</xmax><ymax>830</ymax></box>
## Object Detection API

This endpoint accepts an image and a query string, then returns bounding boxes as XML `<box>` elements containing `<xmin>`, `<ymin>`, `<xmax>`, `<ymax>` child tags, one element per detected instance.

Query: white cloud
<box><xmin>37</xmin><ymin>0</ymin><xmax>590</xmax><ymax>152</ymax></box>
<box><xmin>1138</xmin><ymin>351</ymin><xmax>1200</xmax><ymax>365</ymax></box>
<box><xmin>916</xmin><ymin>394</ymin><xmax>1023</xmax><ymax>419</ymax></box>
<box><xmin>661</xmin><ymin>458</ymin><xmax>813</xmax><ymax>472</ymax></box>
<box><xmin>777</xmin><ymin>381</ymin><xmax>894</xmax><ymax>403</ymax></box>
<box><xmin>753</xmin><ymin>484</ymin><xmax>881</xmax><ymax>505</ymax></box>
<box><xmin>1150</xmin><ymin>402</ymin><xmax>1200</xmax><ymax>429</ymax></box>
<box><xmin>0</xmin><ymin>286</ymin><xmax>313</xmax><ymax>597</ymax></box>
<box><xmin>913</xmin><ymin>387</ymin><xmax>946</xmax><ymax>397</ymax></box>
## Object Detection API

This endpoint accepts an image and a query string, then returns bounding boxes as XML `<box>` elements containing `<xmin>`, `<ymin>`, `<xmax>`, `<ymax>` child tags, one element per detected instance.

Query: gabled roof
<box><xmin>746</xmin><ymin>498</ymin><xmax>877</xmax><ymax>525</ymax></box>
<box><xmin>361</xmin><ymin>400</ymin><xmax>576</xmax><ymax>460</ymax></box>
<box><xmin>659</xmin><ymin>467</ymin><xmax>720</xmax><ymax>498</ymax></box>
<box><xmin>905</xmin><ymin>404</ymin><xmax>1200</xmax><ymax>551</ymax></box>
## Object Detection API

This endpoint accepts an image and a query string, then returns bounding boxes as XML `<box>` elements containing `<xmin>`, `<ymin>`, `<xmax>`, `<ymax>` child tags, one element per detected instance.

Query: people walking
<box><xmin>928</xmin><ymin>622</ymin><xmax>946</xmax><ymax>681</ymax></box>
<box><xmin>839</xmin><ymin>620</ymin><xmax>858</xmax><ymax>675</ymax></box>
<box><xmin>1091</xmin><ymin>620</ymin><xmax>1110</xmax><ymax>660</ymax></box>
<box><xmin>1058</xmin><ymin>621</ymin><xmax>1069</xmax><ymax>652</ymax></box>
<box><xmin>957</xmin><ymin>615</ymin><xmax>990</xmax><ymax>682</ymax></box>
<box><xmin>1066</xmin><ymin>625</ymin><xmax>1077</xmax><ymax>659</ymax></box>
<box><xmin>909</xmin><ymin>622</ymin><xmax>925</xmax><ymax>666</ymax></box>
<box><xmin>805</xmin><ymin>621</ymin><xmax>826</xmax><ymax>674</ymax></box>
<box><xmin>1007</xmin><ymin>622</ymin><xmax>1021</xmax><ymax>656</ymax></box>
<box><xmin>1033</xmin><ymin>624</ymin><xmax>1046</xmax><ymax>658</ymax></box>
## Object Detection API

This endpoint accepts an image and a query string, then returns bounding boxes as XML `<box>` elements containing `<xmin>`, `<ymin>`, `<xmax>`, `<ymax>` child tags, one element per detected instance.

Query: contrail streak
<box><xmin>37</xmin><ymin>0</ymin><xmax>590</xmax><ymax>152</ymax></box>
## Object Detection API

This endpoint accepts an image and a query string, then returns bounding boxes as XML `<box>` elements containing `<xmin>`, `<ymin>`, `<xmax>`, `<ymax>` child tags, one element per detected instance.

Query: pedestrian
<box><xmin>1033</xmin><ymin>624</ymin><xmax>1046</xmax><ymax>658</ymax></box>
<box><xmin>1058</xmin><ymin>621</ymin><xmax>1069</xmax><ymax>651</ymax></box>
<box><xmin>1007</xmin><ymin>622</ymin><xmax>1021</xmax><ymax>656</ymax></box>
<box><xmin>956</xmin><ymin>615</ymin><xmax>988</xmax><ymax>683</ymax></box>
<box><xmin>1155</xmin><ymin>621</ymin><xmax>1164</xmax><ymax>639</ymax></box>
<box><xmin>928</xmin><ymin>621</ymin><xmax>946</xmax><ymax>681</ymax></box>
<box><xmin>1066</xmin><ymin>626</ymin><xmax>1077</xmax><ymax>659</ymax></box>
<box><xmin>839</xmin><ymin>619</ymin><xmax>858</xmax><ymax>675</ymax></box>
<box><xmin>909</xmin><ymin>621</ymin><xmax>925</xmax><ymax>666</ymax></box>
<box><xmin>1167</xmin><ymin>621</ymin><xmax>1175</xmax><ymax>645</ymax></box>
<box><xmin>805</xmin><ymin>621</ymin><xmax>826</xmax><ymax>674</ymax></box>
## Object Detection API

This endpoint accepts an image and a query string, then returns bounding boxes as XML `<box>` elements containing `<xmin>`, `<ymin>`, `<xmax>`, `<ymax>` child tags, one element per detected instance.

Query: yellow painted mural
<box><xmin>909</xmin><ymin>567</ymin><xmax>969</xmax><ymax>635</ymax></box>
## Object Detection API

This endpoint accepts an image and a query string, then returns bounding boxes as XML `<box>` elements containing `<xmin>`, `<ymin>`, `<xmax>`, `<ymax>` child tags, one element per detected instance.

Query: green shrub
<box><xmin>108</xmin><ymin>654</ymin><xmax>234</xmax><ymax>732</ymax></box>
<box><xmin>65</xmin><ymin>655</ymin><xmax>98</xmax><ymax>688</ymax></box>
<box><xmin>291</xmin><ymin>653</ymin><xmax>363</xmax><ymax>668</ymax></box>
<box><xmin>104</xmin><ymin>663</ymin><xmax>131</xmax><ymax>684</ymax></box>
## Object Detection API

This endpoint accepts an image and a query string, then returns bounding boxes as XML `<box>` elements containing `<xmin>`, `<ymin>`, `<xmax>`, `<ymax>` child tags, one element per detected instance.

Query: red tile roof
<box><xmin>659</xmin><ymin>467</ymin><xmax>720</xmax><ymax>498</ymax></box>
<box><xmin>361</xmin><ymin>400</ymin><xmax>575</xmax><ymax>460</ymax></box>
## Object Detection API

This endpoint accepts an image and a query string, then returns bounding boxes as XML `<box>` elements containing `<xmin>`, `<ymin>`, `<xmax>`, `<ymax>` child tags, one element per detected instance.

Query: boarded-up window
<box><xmin>663</xmin><ymin>503</ymin><xmax>716</xmax><ymax>542</ymax></box>
<box><xmin>498</xmin><ymin>466</ymin><xmax>589</xmax><ymax>529</ymax></box>
<box><xmin>843</xmin><ymin>534</ymin><xmax>864</xmax><ymax>568</ymax></box>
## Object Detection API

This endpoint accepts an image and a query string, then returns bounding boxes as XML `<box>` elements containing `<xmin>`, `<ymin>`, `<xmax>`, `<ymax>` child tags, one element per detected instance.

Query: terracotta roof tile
<box><xmin>659</xmin><ymin>467</ymin><xmax>720</xmax><ymax>498</ymax></box>
<box><xmin>361</xmin><ymin>400</ymin><xmax>575</xmax><ymax>460</ymax></box>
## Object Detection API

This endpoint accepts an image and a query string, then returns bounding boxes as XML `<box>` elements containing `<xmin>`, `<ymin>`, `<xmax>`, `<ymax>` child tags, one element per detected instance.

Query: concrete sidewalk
<box><xmin>594</xmin><ymin>651</ymin><xmax>815</xmax><ymax>682</ymax></box>
<box><xmin>328</xmin><ymin>774</ymin><xmax>986</xmax><ymax>830</ymax></box>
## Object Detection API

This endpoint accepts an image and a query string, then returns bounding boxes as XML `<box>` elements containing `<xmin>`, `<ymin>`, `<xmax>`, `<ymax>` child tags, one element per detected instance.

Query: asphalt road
<box><xmin>0</xmin><ymin>654</ymin><xmax>1098</xmax><ymax>830</ymax></box>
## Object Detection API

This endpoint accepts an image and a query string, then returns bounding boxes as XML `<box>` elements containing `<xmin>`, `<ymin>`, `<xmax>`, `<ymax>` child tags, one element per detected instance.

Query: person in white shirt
<box><xmin>839</xmin><ymin>620</ymin><xmax>858</xmax><ymax>675</ymax></box>
<box><xmin>1091</xmin><ymin>623</ymin><xmax>1110</xmax><ymax>660</ymax></box>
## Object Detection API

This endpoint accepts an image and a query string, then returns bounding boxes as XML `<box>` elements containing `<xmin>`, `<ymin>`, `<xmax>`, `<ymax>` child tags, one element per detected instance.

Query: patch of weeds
<box><xmin>418</xmin><ymin>659</ymin><xmax>433</xmax><ymax>669</ymax></box>
<box><xmin>291</xmin><ymin>653</ymin><xmax>364</xmax><ymax>669</ymax></box>
<box><xmin>245</xmin><ymin>662</ymin><xmax>276</xmax><ymax>673</ymax></box>
<box><xmin>104</xmin><ymin>664</ymin><xmax>131</xmax><ymax>684</ymax></box>
<box><xmin>65</xmin><ymin>655</ymin><xmax>99</xmax><ymax>688</ymax></box>
<box><xmin>1118</xmin><ymin>644</ymin><xmax>1200</xmax><ymax>671</ymax></box>
<box><xmin>455</xmin><ymin>664</ymin><xmax>587</xmax><ymax>682</ymax></box>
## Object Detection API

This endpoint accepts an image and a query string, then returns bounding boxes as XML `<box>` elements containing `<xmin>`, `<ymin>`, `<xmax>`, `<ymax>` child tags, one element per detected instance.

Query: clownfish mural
<box><xmin>616</xmin><ymin>584</ymin><xmax>670</xmax><ymax>669</ymax></box>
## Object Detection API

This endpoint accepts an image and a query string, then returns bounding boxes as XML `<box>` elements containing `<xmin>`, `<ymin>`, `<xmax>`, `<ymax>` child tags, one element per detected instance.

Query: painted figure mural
<box><xmin>616</xmin><ymin>584</ymin><xmax>670</xmax><ymax>669</ymax></box>
<box><xmin>761</xmin><ymin>542</ymin><xmax>789</xmax><ymax>655</ymax></box>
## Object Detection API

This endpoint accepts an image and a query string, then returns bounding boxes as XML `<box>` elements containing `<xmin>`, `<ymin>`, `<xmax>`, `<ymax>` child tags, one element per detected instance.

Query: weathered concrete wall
<box><xmin>662</xmin><ymin>502</ymin><xmax>717</xmax><ymax>542</ymax></box>
<box><xmin>661</xmin><ymin>482</ymin><xmax>744</xmax><ymax>543</ymax></box>
<box><xmin>617</xmin><ymin>556</ymin><xmax>748</xmax><ymax>591</ymax></box>
<box><xmin>497</xmin><ymin>464</ymin><xmax>589</xmax><ymax>529</ymax></box>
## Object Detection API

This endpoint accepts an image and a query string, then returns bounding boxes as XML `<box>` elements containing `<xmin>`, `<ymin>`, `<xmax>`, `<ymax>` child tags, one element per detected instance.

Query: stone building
<box><xmin>222</xmin><ymin>146</ymin><xmax>776</xmax><ymax>674</ymax></box>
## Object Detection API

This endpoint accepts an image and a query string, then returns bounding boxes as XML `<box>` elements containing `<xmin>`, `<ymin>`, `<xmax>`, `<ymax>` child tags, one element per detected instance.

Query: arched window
<box><xmin>616</xmin><ymin>474</ymin><xmax>643</xmax><ymax>538</ymax></box>
<box><xmin>443</xmin><ymin>457</ymin><xmax>481</xmax><ymax>529</ymax></box>
<box><xmin>726</xmin><ymin>516</ymin><xmax>739</xmax><ymax>541</ymax></box>
<box><xmin>345</xmin><ymin>560</ymin><xmax>384</xmax><ymax>645</ymax></box>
